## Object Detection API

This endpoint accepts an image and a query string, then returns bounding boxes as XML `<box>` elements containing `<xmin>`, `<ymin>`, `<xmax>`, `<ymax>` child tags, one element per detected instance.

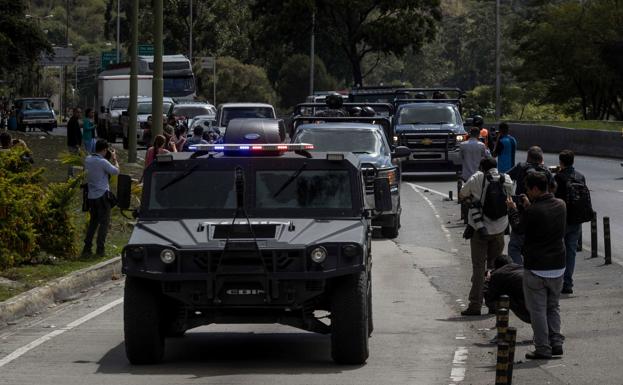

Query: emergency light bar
<box><xmin>188</xmin><ymin>143</ymin><xmax>315</xmax><ymax>152</ymax></box>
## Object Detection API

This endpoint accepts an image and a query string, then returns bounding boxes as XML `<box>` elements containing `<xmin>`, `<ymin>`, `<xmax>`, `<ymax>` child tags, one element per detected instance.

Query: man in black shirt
<box><xmin>507</xmin><ymin>172</ymin><xmax>566</xmax><ymax>360</ymax></box>
<box><xmin>507</xmin><ymin>146</ymin><xmax>556</xmax><ymax>264</ymax></box>
<box><xmin>485</xmin><ymin>255</ymin><xmax>530</xmax><ymax>324</ymax></box>
<box><xmin>554</xmin><ymin>150</ymin><xmax>588</xmax><ymax>294</ymax></box>
<box><xmin>67</xmin><ymin>108</ymin><xmax>82</xmax><ymax>153</ymax></box>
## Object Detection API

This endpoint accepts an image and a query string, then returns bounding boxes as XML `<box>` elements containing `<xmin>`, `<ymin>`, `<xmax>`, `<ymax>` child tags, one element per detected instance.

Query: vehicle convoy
<box><xmin>13</xmin><ymin>98</ymin><xmax>57</xmax><ymax>132</ymax></box>
<box><xmin>100</xmin><ymin>55</ymin><xmax>195</xmax><ymax>99</ymax></box>
<box><xmin>393</xmin><ymin>88</ymin><xmax>467</xmax><ymax>173</ymax></box>
<box><xmin>290</xmin><ymin>117</ymin><xmax>410</xmax><ymax>238</ymax></box>
<box><xmin>118</xmin><ymin>119</ymin><xmax>390</xmax><ymax>365</ymax></box>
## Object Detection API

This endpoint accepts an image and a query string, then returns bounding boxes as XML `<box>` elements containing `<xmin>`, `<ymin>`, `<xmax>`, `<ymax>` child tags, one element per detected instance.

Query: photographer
<box><xmin>506</xmin><ymin>172</ymin><xmax>566</xmax><ymax>359</ymax></box>
<box><xmin>459</xmin><ymin>157</ymin><xmax>513</xmax><ymax>316</ymax></box>
<box><xmin>83</xmin><ymin>139</ymin><xmax>119</xmax><ymax>257</ymax></box>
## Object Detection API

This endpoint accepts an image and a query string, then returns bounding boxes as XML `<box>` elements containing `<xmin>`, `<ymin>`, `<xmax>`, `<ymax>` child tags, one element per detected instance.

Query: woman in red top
<box><xmin>144</xmin><ymin>135</ymin><xmax>170</xmax><ymax>168</ymax></box>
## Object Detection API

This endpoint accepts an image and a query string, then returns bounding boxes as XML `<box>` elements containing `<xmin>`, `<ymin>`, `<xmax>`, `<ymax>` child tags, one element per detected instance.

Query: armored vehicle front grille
<box><xmin>182</xmin><ymin>249</ymin><xmax>305</xmax><ymax>273</ymax></box>
<box><xmin>400</xmin><ymin>133</ymin><xmax>455</xmax><ymax>151</ymax></box>
<box><xmin>213</xmin><ymin>224</ymin><xmax>277</xmax><ymax>239</ymax></box>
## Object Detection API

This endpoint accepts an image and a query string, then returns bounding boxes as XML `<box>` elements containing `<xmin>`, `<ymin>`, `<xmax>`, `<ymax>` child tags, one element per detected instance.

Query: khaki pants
<box><xmin>468</xmin><ymin>231</ymin><xmax>505</xmax><ymax>309</ymax></box>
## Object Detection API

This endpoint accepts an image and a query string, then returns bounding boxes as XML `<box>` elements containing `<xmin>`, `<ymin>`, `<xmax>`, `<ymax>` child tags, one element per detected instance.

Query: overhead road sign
<box><xmin>138</xmin><ymin>44</ymin><xmax>154</xmax><ymax>56</ymax></box>
<box><xmin>40</xmin><ymin>47</ymin><xmax>75</xmax><ymax>66</ymax></box>
<box><xmin>199</xmin><ymin>56</ymin><xmax>215</xmax><ymax>70</ymax></box>
<box><xmin>101</xmin><ymin>50</ymin><xmax>118</xmax><ymax>70</ymax></box>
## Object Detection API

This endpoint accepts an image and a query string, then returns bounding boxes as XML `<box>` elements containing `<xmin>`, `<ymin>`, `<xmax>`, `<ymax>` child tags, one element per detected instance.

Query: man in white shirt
<box><xmin>459</xmin><ymin>157</ymin><xmax>513</xmax><ymax>315</ymax></box>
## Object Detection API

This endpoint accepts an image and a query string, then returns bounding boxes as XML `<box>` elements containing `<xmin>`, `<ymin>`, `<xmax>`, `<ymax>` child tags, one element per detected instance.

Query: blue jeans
<box><xmin>563</xmin><ymin>223</ymin><xmax>582</xmax><ymax>290</ymax></box>
<box><xmin>508</xmin><ymin>231</ymin><xmax>524</xmax><ymax>265</ymax></box>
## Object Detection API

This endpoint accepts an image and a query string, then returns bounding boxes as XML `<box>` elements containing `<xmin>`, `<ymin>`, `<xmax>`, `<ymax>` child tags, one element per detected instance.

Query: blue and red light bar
<box><xmin>188</xmin><ymin>143</ymin><xmax>315</xmax><ymax>152</ymax></box>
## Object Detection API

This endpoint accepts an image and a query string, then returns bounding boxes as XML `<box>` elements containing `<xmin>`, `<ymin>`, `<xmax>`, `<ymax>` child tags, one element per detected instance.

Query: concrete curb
<box><xmin>0</xmin><ymin>257</ymin><xmax>122</xmax><ymax>325</ymax></box>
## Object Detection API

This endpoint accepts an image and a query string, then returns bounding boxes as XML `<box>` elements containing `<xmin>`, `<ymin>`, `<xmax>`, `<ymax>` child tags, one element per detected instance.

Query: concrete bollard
<box><xmin>591</xmin><ymin>212</ymin><xmax>598</xmax><ymax>259</ymax></box>
<box><xmin>604</xmin><ymin>217</ymin><xmax>612</xmax><ymax>265</ymax></box>
<box><xmin>496</xmin><ymin>308</ymin><xmax>509</xmax><ymax>344</ymax></box>
<box><xmin>449</xmin><ymin>190</ymin><xmax>453</xmax><ymax>201</ymax></box>
<box><xmin>506</xmin><ymin>327</ymin><xmax>517</xmax><ymax>385</ymax></box>
<box><xmin>495</xmin><ymin>342</ymin><xmax>510</xmax><ymax>385</ymax></box>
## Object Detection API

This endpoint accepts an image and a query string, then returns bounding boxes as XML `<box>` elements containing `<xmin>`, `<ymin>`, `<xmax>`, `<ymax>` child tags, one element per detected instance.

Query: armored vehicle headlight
<box><xmin>456</xmin><ymin>135</ymin><xmax>465</xmax><ymax>142</ymax></box>
<box><xmin>310</xmin><ymin>246</ymin><xmax>327</xmax><ymax>263</ymax></box>
<box><xmin>342</xmin><ymin>244</ymin><xmax>359</xmax><ymax>258</ymax></box>
<box><xmin>160</xmin><ymin>248</ymin><xmax>176</xmax><ymax>264</ymax></box>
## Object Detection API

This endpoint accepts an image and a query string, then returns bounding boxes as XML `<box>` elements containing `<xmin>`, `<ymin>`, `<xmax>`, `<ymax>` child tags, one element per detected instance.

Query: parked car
<box><xmin>14</xmin><ymin>98</ymin><xmax>57</xmax><ymax>132</ymax></box>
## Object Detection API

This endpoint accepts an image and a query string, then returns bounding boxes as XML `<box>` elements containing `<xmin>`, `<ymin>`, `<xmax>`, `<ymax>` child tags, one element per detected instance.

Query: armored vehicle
<box><xmin>118</xmin><ymin>122</ymin><xmax>392</xmax><ymax>365</ymax></box>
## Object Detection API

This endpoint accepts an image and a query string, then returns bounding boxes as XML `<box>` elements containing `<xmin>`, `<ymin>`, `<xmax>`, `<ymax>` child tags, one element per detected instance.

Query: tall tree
<box><xmin>253</xmin><ymin>0</ymin><xmax>442</xmax><ymax>86</ymax></box>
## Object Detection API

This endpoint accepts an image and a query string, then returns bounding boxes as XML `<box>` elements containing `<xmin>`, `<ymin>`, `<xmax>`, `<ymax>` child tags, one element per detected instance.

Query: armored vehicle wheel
<box><xmin>381</xmin><ymin>214</ymin><xmax>400</xmax><ymax>239</ymax></box>
<box><xmin>124</xmin><ymin>277</ymin><xmax>165</xmax><ymax>364</ymax></box>
<box><xmin>331</xmin><ymin>271</ymin><xmax>370</xmax><ymax>365</ymax></box>
<box><xmin>367</xmin><ymin>274</ymin><xmax>374</xmax><ymax>336</ymax></box>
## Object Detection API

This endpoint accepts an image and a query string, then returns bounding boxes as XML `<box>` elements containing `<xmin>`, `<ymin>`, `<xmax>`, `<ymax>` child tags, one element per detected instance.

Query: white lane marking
<box><xmin>408</xmin><ymin>183</ymin><xmax>450</xmax><ymax>199</ymax></box>
<box><xmin>0</xmin><ymin>297</ymin><xmax>123</xmax><ymax>368</ymax></box>
<box><xmin>409</xmin><ymin>184</ymin><xmax>453</xmax><ymax>242</ymax></box>
<box><xmin>450</xmin><ymin>346</ymin><xmax>469</xmax><ymax>382</ymax></box>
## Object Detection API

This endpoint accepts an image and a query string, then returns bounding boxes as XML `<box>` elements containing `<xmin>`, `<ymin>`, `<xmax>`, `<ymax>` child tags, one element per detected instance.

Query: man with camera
<box><xmin>459</xmin><ymin>157</ymin><xmax>514</xmax><ymax>316</ymax></box>
<box><xmin>507</xmin><ymin>172</ymin><xmax>567</xmax><ymax>359</ymax></box>
<box><xmin>83</xmin><ymin>139</ymin><xmax>119</xmax><ymax>257</ymax></box>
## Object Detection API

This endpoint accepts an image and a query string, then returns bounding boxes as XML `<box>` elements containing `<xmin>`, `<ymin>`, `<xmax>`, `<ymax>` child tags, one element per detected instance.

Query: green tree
<box><xmin>198</xmin><ymin>56</ymin><xmax>277</xmax><ymax>105</ymax></box>
<box><xmin>275</xmin><ymin>55</ymin><xmax>336</xmax><ymax>109</ymax></box>
<box><xmin>253</xmin><ymin>0</ymin><xmax>442</xmax><ymax>86</ymax></box>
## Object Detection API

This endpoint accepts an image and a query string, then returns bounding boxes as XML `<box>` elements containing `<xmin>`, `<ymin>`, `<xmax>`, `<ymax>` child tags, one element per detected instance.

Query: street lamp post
<box><xmin>495</xmin><ymin>0</ymin><xmax>501</xmax><ymax>121</ymax></box>
<box><xmin>116</xmin><ymin>0</ymin><xmax>121</xmax><ymax>63</ymax></box>
<box><xmin>189</xmin><ymin>0</ymin><xmax>193</xmax><ymax>62</ymax></box>
<box><xmin>309</xmin><ymin>11</ymin><xmax>315</xmax><ymax>96</ymax></box>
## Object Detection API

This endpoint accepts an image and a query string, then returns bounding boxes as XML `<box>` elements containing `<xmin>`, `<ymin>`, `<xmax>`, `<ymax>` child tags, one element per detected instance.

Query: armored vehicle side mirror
<box><xmin>391</xmin><ymin>146</ymin><xmax>411</xmax><ymax>159</ymax></box>
<box><xmin>374</xmin><ymin>177</ymin><xmax>392</xmax><ymax>212</ymax></box>
<box><xmin>117</xmin><ymin>174</ymin><xmax>133</xmax><ymax>210</ymax></box>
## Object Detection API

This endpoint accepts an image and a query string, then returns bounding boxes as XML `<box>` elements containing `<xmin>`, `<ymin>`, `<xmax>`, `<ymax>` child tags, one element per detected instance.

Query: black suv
<box><xmin>118</xmin><ymin>125</ymin><xmax>393</xmax><ymax>365</ymax></box>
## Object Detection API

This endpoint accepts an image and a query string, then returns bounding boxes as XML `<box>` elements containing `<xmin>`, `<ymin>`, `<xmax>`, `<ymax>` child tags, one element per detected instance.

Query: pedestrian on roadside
<box><xmin>460</xmin><ymin>126</ymin><xmax>491</xmax><ymax>182</ymax></box>
<box><xmin>484</xmin><ymin>255</ymin><xmax>530</xmax><ymax>324</ymax></box>
<box><xmin>144</xmin><ymin>134</ymin><xmax>170</xmax><ymax>169</ymax></box>
<box><xmin>83</xmin><ymin>108</ymin><xmax>96</xmax><ymax>153</ymax></box>
<box><xmin>492</xmin><ymin>122</ymin><xmax>517</xmax><ymax>173</ymax></box>
<box><xmin>506</xmin><ymin>146</ymin><xmax>556</xmax><ymax>264</ymax></box>
<box><xmin>83</xmin><ymin>139</ymin><xmax>119</xmax><ymax>257</ymax></box>
<box><xmin>173</xmin><ymin>125</ymin><xmax>187</xmax><ymax>152</ymax></box>
<box><xmin>67</xmin><ymin>108</ymin><xmax>83</xmax><ymax>153</ymax></box>
<box><xmin>471</xmin><ymin>115</ymin><xmax>493</xmax><ymax>151</ymax></box>
<box><xmin>553</xmin><ymin>150</ymin><xmax>592</xmax><ymax>294</ymax></box>
<box><xmin>459</xmin><ymin>157</ymin><xmax>514</xmax><ymax>316</ymax></box>
<box><xmin>162</xmin><ymin>119</ymin><xmax>178</xmax><ymax>153</ymax></box>
<box><xmin>183</xmin><ymin>125</ymin><xmax>208</xmax><ymax>151</ymax></box>
<box><xmin>507</xmin><ymin>171</ymin><xmax>566</xmax><ymax>359</ymax></box>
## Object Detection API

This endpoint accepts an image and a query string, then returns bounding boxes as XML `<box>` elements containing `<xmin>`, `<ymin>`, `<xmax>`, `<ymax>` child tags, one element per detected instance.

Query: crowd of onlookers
<box><xmin>458</xmin><ymin>122</ymin><xmax>592</xmax><ymax>360</ymax></box>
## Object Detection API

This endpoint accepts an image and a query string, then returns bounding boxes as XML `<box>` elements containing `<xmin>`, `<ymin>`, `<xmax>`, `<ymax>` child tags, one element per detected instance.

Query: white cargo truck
<box><xmin>97</xmin><ymin>74</ymin><xmax>152</xmax><ymax>142</ymax></box>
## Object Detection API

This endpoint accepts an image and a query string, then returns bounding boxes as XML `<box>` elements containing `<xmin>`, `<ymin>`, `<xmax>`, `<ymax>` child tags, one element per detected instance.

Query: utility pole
<box><xmin>495</xmin><ymin>0</ymin><xmax>501</xmax><ymax>121</ymax></box>
<box><xmin>309</xmin><ymin>11</ymin><xmax>315</xmax><ymax>96</ymax></box>
<box><xmin>152</xmin><ymin>0</ymin><xmax>163</xmax><ymax>140</ymax></box>
<box><xmin>116</xmin><ymin>0</ymin><xmax>121</xmax><ymax>63</ymax></box>
<box><xmin>128</xmin><ymin>0</ymin><xmax>139</xmax><ymax>163</ymax></box>
<box><xmin>189</xmin><ymin>0</ymin><xmax>193</xmax><ymax>62</ymax></box>
<box><xmin>64</xmin><ymin>0</ymin><xmax>70</xmax><ymax>120</ymax></box>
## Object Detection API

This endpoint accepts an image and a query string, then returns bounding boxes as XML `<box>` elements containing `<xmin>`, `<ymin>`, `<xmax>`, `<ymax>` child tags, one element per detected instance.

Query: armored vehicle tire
<box><xmin>331</xmin><ymin>271</ymin><xmax>370</xmax><ymax>365</ymax></box>
<box><xmin>367</xmin><ymin>274</ymin><xmax>374</xmax><ymax>336</ymax></box>
<box><xmin>124</xmin><ymin>277</ymin><xmax>165</xmax><ymax>364</ymax></box>
<box><xmin>381</xmin><ymin>214</ymin><xmax>400</xmax><ymax>239</ymax></box>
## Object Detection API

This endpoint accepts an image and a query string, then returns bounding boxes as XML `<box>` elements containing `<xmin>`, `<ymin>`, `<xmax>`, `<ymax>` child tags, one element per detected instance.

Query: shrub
<box><xmin>0</xmin><ymin>147</ymin><xmax>79</xmax><ymax>269</ymax></box>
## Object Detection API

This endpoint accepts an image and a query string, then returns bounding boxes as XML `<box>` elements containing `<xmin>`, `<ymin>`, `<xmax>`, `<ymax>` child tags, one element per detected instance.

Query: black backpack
<box><xmin>482</xmin><ymin>173</ymin><xmax>508</xmax><ymax>220</ymax></box>
<box><xmin>565</xmin><ymin>172</ymin><xmax>593</xmax><ymax>224</ymax></box>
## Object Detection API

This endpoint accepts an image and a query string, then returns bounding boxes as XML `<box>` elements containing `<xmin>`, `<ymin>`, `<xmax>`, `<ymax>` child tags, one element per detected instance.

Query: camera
<box><xmin>468</xmin><ymin>201</ymin><xmax>487</xmax><ymax>236</ymax></box>
<box><xmin>105</xmin><ymin>148</ymin><xmax>115</xmax><ymax>161</ymax></box>
<box><xmin>548</xmin><ymin>165</ymin><xmax>560</xmax><ymax>174</ymax></box>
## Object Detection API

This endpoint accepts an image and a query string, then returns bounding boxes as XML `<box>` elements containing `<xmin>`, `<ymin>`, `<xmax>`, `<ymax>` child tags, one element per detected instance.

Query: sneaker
<box><xmin>461</xmin><ymin>307</ymin><xmax>481</xmax><ymax>316</ymax></box>
<box><xmin>552</xmin><ymin>345</ymin><xmax>563</xmax><ymax>356</ymax></box>
<box><xmin>561</xmin><ymin>287</ymin><xmax>573</xmax><ymax>294</ymax></box>
<box><xmin>525</xmin><ymin>351</ymin><xmax>552</xmax><ymax>360</ymax></box>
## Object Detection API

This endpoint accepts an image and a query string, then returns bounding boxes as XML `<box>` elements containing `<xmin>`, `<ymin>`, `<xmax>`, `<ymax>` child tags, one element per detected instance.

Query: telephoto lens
<box><xmin>469</xmin><ymin>202</ymin><xmax>487</xmax><ymax>236</ymax></box>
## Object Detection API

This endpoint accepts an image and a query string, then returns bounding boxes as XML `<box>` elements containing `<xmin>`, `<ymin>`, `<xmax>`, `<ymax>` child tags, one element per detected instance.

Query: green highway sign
<box><xmin>100</xmin><ymin>50</ymin><xmax>118</xmax><ymax>70</ymax></box>
<box><xmin>138</xmin><ymin>44</ymin><xmax>154</xmax><ymax>56</ymax></box>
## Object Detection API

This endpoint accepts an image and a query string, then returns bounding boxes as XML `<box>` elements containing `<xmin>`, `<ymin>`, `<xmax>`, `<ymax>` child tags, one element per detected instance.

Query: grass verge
<box><xmin>0</xmin><ymin>131</ymin><xmax>142</xmax><ymax>302</ymax></box>
<box><xmin>509</xmin><ymin>120</ymin><xmax>623</xmax><ymax>132</ymax></box>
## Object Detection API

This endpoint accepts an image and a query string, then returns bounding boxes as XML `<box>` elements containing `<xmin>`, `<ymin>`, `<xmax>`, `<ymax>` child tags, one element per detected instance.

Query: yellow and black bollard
<box><xmin>506</xmin><ymin>327</ymin><xmax>517</xmax><ymax>385</ymax></box>
<box><xmin>604</xmin><ymin>217</ymin><xmax>612</xmax><ymax>265</ymax></box>
<box><xmin>496</xmin><ymin>308</ymin><xmax>509</xmax><ymax>344</ymax></box>
<box><xmin>591</xmin><ymin>211</ymin><xmax>598</xmax><ymax>258</ymax></box>
<box><xmin>495</xmin><ymin>342</ymin><xmax>510</xmax><ymax>385</ymax></box>
<box><xmin>497</xmin><ymin>295</ymin><xmax>510</xmax><ymax>312</ymax></box>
